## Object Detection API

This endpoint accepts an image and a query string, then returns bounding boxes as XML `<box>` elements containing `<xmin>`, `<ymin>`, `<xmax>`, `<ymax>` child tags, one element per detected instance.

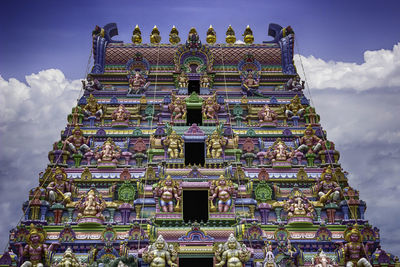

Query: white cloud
<box><xmin>294</xmin><ymin>42</ymin><xmax>400</xmax><ymax>90</ymax></box>
<box><xmin>0</xmin><ymin>69</ymin><xmax>81</xmax><ymax>250</ymax></box>
<box><xmin>234</xmin><ymin>39</ymin><xmax>245</xmax><ymax>44</ymax></box>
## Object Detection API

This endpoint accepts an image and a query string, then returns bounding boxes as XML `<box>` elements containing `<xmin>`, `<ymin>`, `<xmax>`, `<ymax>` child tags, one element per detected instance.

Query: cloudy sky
<box><xmin>1</xmin><ymin>0</ymin><xmax>400</xmax><ymax>257</ymax></box>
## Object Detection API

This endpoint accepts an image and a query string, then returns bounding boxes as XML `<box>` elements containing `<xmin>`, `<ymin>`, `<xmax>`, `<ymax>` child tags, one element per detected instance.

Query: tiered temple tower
<box><xmin>1</xmin><ymin>23</ymin><xmax>398</xmax><ymax>267</ymax></box>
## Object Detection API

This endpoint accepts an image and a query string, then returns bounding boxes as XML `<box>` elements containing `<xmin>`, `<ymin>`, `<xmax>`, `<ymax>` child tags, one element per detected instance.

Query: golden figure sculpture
<box><xmin>163</xmin><ymin>131</ymin><xmax>184</xmax><ymax>159</ymax></box>
<box><xmin>200</xmin><ymin>73</ymin><xmax>211</xmax><ymax>88</ymax></box>
<box><xmin>84</xmin><ymin>94</ymin><xmax>103</xmax><ymax>119</ymax></box>
<box><xmin>169</xmin><ymin>25</ymin><xmax>180</xmax><ymax>45</ymax></box>
<box><xmin>285</xmin><ymin>95</ymin><xmax>305</xmax><ymax>119</ymax></box>
<box><xmin>177</xmin><ymin>72</ymin><xmax>188</xmax><ymax>88</ymax></box>
<box><xmin>243</xmin><ymin>25</ymin><xmax>254</xmax><ymax>44</ymax></box>
<box><xmin>226</xmin><ymin>25</ymin><xmax>236</xmax><ymax>44</ymax></box>
<box><xmin>57</xmin><ymin>247</ymin><xmax>81</xmax><ymax>267</ymax></box>
<box><xmin>75</xmin><ymin>189</ymin><xmax>106</xmax><ymax>220</ymax></box>
<box><xmin>206</xmin><ymin>130</ymin><xmax>227</xmax><ymax>158</ymax></box>
<box><xmin>206</xmin><ymin>25</ymin><xmax>217</xmax><ymax>44</ymax></box>
<box><xmin>215</xmin><ymin>233</ymin><xmax>251</xmax><ymax>267</ymax></box>
<box><xmin>142</xmin><ymin>235</ymin><xmax>178</xmax><ymax>267</ymax></box>
<box><xmin>132</xmin><ymin>25</ymin><xmax>142</xmax><ymax>44</ymax></box>
<box><xmin>150</xmin><ymin>25</ymin><xmax>161</xmax><ymax>44</ymax></box>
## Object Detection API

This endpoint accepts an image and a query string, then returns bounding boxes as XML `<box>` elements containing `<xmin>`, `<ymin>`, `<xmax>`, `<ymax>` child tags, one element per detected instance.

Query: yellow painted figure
<box><xmin>143</xmin><ymin>235</ymin><xmax>178</xmax><ymax>267</ymax></box>
<box><xmin>206</xmin><ymin>131</ymin><xmax>227</xmax><ymax>158</ymax></box>
<box><xmin>215</xmin><ymin>234</ymin><xmax>251</xmax><ymax>267</ymax></box>
<box><xmin>164</xmin><ymin>131</ymin><xmax>184</xmax><ymax>159</ymax></box>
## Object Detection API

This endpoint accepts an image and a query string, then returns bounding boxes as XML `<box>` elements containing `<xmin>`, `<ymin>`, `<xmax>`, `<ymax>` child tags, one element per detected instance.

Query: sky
<box><xmin>1</xmin><ymin>0</ymin><xmax>400</xmax><ymax>258</ymax></box>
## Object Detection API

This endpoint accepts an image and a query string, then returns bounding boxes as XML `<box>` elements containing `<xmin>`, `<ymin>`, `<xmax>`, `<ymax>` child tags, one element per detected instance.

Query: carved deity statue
<box><xmin>84</xmin><ymin>94</ymin><xmax>104</xmax><ymax>119</ymax></box>
<box><xmin>153</xmin><ymin>176</ymin><xmax>182</xmax><ymax>212</ymax></box>
<box><xmin>57</xmin><ymin>247</ymin><xmax>81</xmax><ymax>267</ymax></box>
<box><xmin>210</xmin><ymin>175</ymin><xmax>235</xmax><ymax>212</ymax></box>
<box><xmin>268</xmin><ymin>138</ymin><xmax>294</xmax><ymax>162</ymax></box>
<box><xmin>75</xmin><ymin>189</ymin><xmax>106</xmax><ymax>221</ymax></box>
<box><xmin>163</xmin><ymin>131</ymin><xmax>184</xmax><ymax>159</ymax></box>
<box><xmin>46</xmin><ymin>167</ymin><xmax>74</xmax><ymax>204</ymax></box>
<box><xmin>312</xmin><ymin>250</ymin><xmax>337</xmax><ymax>267</ymax></box>
<box><xmin>128</xmin><ymin>71</ymin><xmax>148</xmax><ymax>94</ymax></box>
<box><xmin>177</xmin><ymin>72</ymin><xmax>188</xmax><ymax>88</ymax></box>
<box><xmin>202</xmin><ymin>93</ymin><xmax>220</xmax><ymax>120</ymax></box>
<box><xmin>95</xmin><ymin>138</ymin><xmax>121</xmax><ymax>164</ymax></box>
<box><xmin>200</xmin><ymin>73</ymin><xmax>211</xmax><ymax>88</ymax></box>
<box><xmin>286</xmin><ymin>75</ymin><xmax>304</xmax><ymax>92</ymax></box>
<box><xmin>314</xmin><ymin>166</ymin><xmax>341</xmax><ymax>204</ymax></box>
<box><xmin>168</xmin><ymin>94</ymin><xmax>186</xmax><ymax>122</ymax></box>
<box><xmin>112</xmin><ymin>104</ymin><xmax>131</xmax><ymax>124</ymax></box>
<box><xmin>206</xmin><ymin>130</ymin><xmax>227</xmax><ymax>158</ymax></box>
<box><xmin>284</xmin><ymin>188</ymin><xmax>314</xmax><ymax>218</ymax></box>
<box><xmin>142</xmin><ymin>235</ymin><xmax>178</xmax><ymax>267</ymax></box>
<box><xmin>341</xmin><ymin>226</ymin><xmax>372</xmax><ymax>267</ymax></box>
<box><xmin>215</xmin><ymin>233</ymin><xmax>251</xmax><ymax>267</ymax></box>
<box><xmin>82</xmin><ymin>75</ymin><xmax>103</xmax><ymax>92</ymax></box>
<box><xmin>285</xmin><ymin>95</ymin><xmax>304</xmax><ymax>119</ymax></box>
<box><xmin>242</xmin><ymin>71</ymin><xmax>259</xmax><ymax>91</ymax></box>
<box><xmin>258</xmin><ymin>104</ymin><xmax>277</xmax><ymax>124</ymax></box>
<box><xmin>261</xmin><ymin>244</ymin><xmax>277</xmax><ymax>267</ymax></box>
<box><xmin>64</xmin><ymin>126</ymin><xmax>91</xmax><ymax>154</ymax></box>
<box><xmin>18</xmin><ymin>224</ymin><xmax>58</xmax><ymax>267</ymax></box>
<box><xmin>296</xmin><ymin>125</ymin><xmax>322</xmax><ymax>154</ymax></box>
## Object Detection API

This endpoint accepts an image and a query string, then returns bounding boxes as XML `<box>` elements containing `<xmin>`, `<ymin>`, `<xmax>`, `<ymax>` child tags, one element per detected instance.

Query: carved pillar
<box><xmin>314</xmin><ymin>207</ymin><xmax>321</xmax><ymax>223</ymax></box>
<box><xmin>108</xmin><ymin>208</ymin><xmax>116</xmax><ymax>223</ymax></box>
<box><xmin>258</xmin><ymin>203</ymin><xmax>271</xmax><ymax>224</ymax></box>
<box><xmin>40</xmin><ymin>204</ymin><xmax>48</xmax><ymax>222</ymax></box>
<box><xmin>67</xmin><ymin>207</ymin><xmax>74</xmax><ymax>223</ymax></box>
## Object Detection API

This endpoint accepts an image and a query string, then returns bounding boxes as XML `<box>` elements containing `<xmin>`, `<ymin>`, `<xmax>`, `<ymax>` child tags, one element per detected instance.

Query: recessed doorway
<box><xmin>186</xmin><ymin>108</ymin><xmax>202</xmax><ymax>126</ymax></box>
<box><xmin>184</xmin><ymin>142</ymin><xmax>205</xmax><ymax>166</ymax></box>
<box><xmin>183</xmin><ymin>190</ymin><xmax>208</xmax><ymax>223</ymax></box>
<box><xmin>188</xmin><ymin>80</ymin><xmax>200</xmax><ymax>94</ymax></box>
<box><xmin>179</xmin><ymin>257</ymin><xmax>213</xmax><ymax>266</ymax></box>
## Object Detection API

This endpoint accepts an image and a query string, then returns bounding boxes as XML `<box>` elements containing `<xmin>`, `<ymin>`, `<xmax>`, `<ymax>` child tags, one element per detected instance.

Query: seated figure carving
<box><xmin>285</xmin><ymin>95</ymin><xmax>304</xmax><ymax>119</ymax></box>
<box><xmin>84</xmin><ymin>94</ymin><xmax>104</xmax><ymax>119</ymax></box>
<box><xmin>111</xmin><ymin>104</ymin><xmax>130</xmax><ymax>127</ymax></box>
<box><xmin>128</xmin><ymin>71</ymin><xmax>149</xmax><ymax>94</ymax></box>
<box><xmin>75</xmin><ymin>189</ymin><xmax>106</xmax><ymax>223</ymax></box>
<box><xmin>95</xmin><ymin>138</ymin><xmax>121</xmax><ymax>167</ymax></box>
<box><xmin>258</xmin><ymin>104</ymin><xmax>277</xmax><ymax>126</ymax></box>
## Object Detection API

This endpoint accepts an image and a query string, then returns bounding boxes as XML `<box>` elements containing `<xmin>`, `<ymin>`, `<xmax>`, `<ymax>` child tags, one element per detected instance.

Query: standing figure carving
<box><xmin>215</xmin><ymin>233</ymin><xmax>251</xmax><ymax>267</ymax></box>
<box><xmin>177</xmin><ymin>72</ymin><xmax>188</xmax><ymax>88</ymax></box>
<box><xmin>153</xmin><ymin>176</ymin><xmax>181</xmax><ymax>212</ymax></box>
<box><xmin>163</xmin><ymin>131</ymin><xmax>184</xmax><ymax>159</ymax></box>
<box><xmin>202</xmin><ymin>93</ymin><xmax>220</xmax><ymax>121</ymax></box>
<box><xmin>210</xmin><ymin>175</ymin><xmax>235</xmax><ymax>212</ymax></box>
<box><xmin>206</xmin><ymin>130</ymin><xmax>227</xmax><ymax>159</ymax></box>
<box><xmin>168</xmin><ymin>94</ymin><xmax>186</xmax><ymax>122</ymax></box>
<box><xmin>340</xmin><ymin>226</ymin><xmax>372</xmax><ymax>267</ymax></box>
<box><xmin>142</xmin><ymin>235</ymin><xmax>178</xmax><ymax>267</ymax></box>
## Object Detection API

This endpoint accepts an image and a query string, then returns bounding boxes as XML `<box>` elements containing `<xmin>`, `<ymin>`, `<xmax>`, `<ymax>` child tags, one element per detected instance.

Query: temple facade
<box><xmin>1</xmin><ymin>23</ymin><xmax>398</xmax><ymax>267</ymax></box>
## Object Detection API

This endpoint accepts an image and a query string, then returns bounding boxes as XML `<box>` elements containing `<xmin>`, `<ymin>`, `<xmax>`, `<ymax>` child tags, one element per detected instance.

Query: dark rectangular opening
<box><xmin>179</xmin><ymin>257</ymin><xmax>213</xmax><ymax>266</ymax></box>
<box><xmin>185</xmin><ymin>142</ymin><xmax>205</xmax><ymax>166</ymax></box>
<box><xmin>183</xmin><ymin>190</ymin><xmax>208</xmax><ymax>223</ymax></box>
<box><xmin>188</xmin><ymin>80</ymin><xmax>200</xmax><ymax>94</ymax></box>
<box><xmin>187</xmin><ymin>108</ymin><xmax>202</xmax><ymax>126</ymax></box>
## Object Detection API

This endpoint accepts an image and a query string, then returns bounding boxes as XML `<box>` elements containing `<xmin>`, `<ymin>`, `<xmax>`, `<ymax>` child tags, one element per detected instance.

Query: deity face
<box><xmin>305</xmin><ymin>128</ymin><xmax>313</xmax><ymax>136</ymax></box>
<box><xmin>218</xmin><ymin>179</ymin><xmax>226</xmax><ymax>186</ymax></box>
<box><xmin>228</xmin><ymin>241</ymin><xmax>236</xmax><ymax>249</ymax></box>
<box><xmin>30</xmin><ymin>233</ymin><xmax>40</xmax><ymax>244</ymax></box>
<box><xmin>55</xmin><ymin>173</ymin><xmax>64</xmax><ymax>182</ymax></box>
<box><xmin>74</xmin><ymin>129</ymin><xmax>82</xmax><ymax>137</ymax></box>
<box><xmin>165</xmin><ymin>179</ymin><xmax>172</xmax><ymax>186</ymax></box>
<box><xmin>350</xmin><ymin>233</ymin><xmax>360</xmax><ymax>242</ymax></box>
<box><xmin>325</xmin><ymin>173</ymin><xmax>332</xmax><ymax>181</ymax></box>
<box><xmin>155</xmin><ymin>241</ymin><xmax>165</xmax><ymax>250</ymax></box>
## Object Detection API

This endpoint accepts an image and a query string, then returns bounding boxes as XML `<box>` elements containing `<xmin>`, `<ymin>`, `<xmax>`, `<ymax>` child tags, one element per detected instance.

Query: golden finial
<box><xmin>187</xmin><ymin>27</ymin><xmax>198</xmax><ymax>40</ymax></box>
<box><xmin>226</xmin><ymin>25</ymin><xmax>236</xmax><ymax>44</ymax></box>
<box><xmin>206</xmin><ymin>25</ymin><xmax>216</xmax><ymax>44</ymax></box>
<box><xmin>150</xmin><ymin>25</ymin><xmax>161</xmax><ymax>44</ymax></box>
<box><xmin>169</xmin><ymin>25</ymin><xmax>180</xmax><ymax>45</ymax></box>
<box><xmin>243</xmin><ymin>25</ymin><xmax>254</xmax><ymax>44</ymax></box>
<box><xmin>132</xmin><ymin>24</ymin><xmax>142</xmax><ymax>45</ymax></box>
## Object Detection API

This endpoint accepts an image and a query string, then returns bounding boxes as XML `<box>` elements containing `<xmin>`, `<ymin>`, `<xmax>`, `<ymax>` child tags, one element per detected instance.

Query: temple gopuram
<box><xmin>1</xmin><ymin>23</ymin><xmax>399</xmax><ymax>267</ymax></box>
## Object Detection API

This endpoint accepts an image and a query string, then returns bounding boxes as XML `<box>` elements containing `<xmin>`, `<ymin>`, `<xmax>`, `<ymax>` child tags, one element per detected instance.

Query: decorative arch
<box><xmin>126</xmin><ymin>52</ymin><xmax>150</xmax><ymax>73</ymax></box>
<box><xmin>174</xmin><ymin>44</ymin><xmax>214</xmax><ymax>73</ymax></box>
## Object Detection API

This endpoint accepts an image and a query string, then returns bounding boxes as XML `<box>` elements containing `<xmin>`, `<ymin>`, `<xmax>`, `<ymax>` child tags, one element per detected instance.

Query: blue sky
<box><xmin>1</xmin><ymin>0</ymin><xmax>400</xmax><ymax>80</ymax></box>
<box><xmin>1</xmin><ymin>0</ymin><xmax>400</xmax><ymax>259</ymax></box>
